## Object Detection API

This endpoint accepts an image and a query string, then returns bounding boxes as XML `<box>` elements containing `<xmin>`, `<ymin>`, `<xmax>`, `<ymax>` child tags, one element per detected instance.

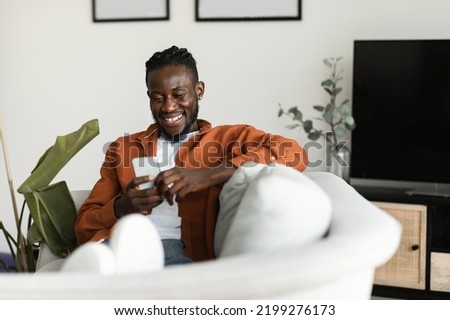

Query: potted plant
<box><xmin>278</xmin><ymin>57</ymin><xmax>355</xmax><ymax>181</ymax></box>
<box><xmin>0</xmin><ymin>118</ymin><xmax>99</xmax><ymax>272</ymax></box>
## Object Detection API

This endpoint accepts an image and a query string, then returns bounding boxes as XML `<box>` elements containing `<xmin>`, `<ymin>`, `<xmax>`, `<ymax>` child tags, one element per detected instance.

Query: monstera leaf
<box><xmin>18</xmin><ymin>119</ymin><xmax>99</xmax><ymax>194</ymax></box>
<box><xmin>24</xmin><ymin>181</ymin><xmax>77</xmax><ymax>257</ymax></box>
<box><xmin>17</xmin><ymin>119</ymin><xmax>99</xmax><ymax>257</ymax></box>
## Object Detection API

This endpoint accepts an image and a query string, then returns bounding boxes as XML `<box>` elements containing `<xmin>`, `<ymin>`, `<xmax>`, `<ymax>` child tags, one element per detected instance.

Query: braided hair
<box><xmin>145</xmin><ymin>46</ymin><xmax>199</xmax><ymax>85</ymax></box>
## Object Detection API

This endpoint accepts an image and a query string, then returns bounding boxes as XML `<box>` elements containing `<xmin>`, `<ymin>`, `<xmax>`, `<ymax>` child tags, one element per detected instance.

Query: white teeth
<box><xmin>163</xmin><ymin>114</ymin><xmax>183</xmax><ymax>122</ymax></box>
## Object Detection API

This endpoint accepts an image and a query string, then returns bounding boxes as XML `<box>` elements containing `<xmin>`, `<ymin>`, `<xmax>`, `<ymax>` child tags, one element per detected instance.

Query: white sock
<box><xmin>60</xmin><ymin>242</ymin><xmax>116</xmax><ymax>274</ymax></box>
<box><xmin>109</xmin><ymin>214</ymin><xmax>164</xmax><ymax>274</ymax></box>
<box><xmin>61</xmin><ymin>214</ymin><xmax>164</xmax><ymax>274</ymax></box>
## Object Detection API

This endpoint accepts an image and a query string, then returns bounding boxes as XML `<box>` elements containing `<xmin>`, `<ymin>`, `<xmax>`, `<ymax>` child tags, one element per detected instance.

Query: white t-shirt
<box><xmin>148</xmin><ymin>132</ymin><xmax>197</xmax><ymax>240</ymax></box>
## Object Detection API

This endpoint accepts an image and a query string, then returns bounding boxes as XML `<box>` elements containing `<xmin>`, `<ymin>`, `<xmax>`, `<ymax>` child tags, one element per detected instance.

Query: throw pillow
<box><xmin>214</xmin><ymin>163</ymin><xmax>266</xmax><ymax>256</ymax></box>
<box><xmin>219</xmin><ymin>165</ymin><xmax>332</xmax><ymax>257</ymax></box>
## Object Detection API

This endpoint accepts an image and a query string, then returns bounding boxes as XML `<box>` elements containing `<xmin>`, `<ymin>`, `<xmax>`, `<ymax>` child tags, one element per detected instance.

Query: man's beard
<box><xmin>156</xmin><ymin>102</ymin><xmax>199</xmax><ymax>142</ymax></box>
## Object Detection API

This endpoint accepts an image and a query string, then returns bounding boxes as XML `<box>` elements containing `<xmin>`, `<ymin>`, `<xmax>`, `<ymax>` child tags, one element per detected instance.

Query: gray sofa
<box><xmin>0</xmin><ymin>170</ymin><xmax>401</xmax><ymax>299</ymax></box>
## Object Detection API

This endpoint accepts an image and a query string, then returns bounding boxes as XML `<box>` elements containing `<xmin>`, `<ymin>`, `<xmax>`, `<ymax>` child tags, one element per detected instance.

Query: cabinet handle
<box><xmin>411</xmin><ymin>244</ymin><xmax>420</xmax><ymax>251</ymax></box>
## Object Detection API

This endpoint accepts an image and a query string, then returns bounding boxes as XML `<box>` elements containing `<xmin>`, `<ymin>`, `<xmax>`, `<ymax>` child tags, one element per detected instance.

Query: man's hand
<box><xmin>114</xmin><ymin>176</ymin><xmax>163</xmax><ymax>218</ymax></box>
<box><xmin>154</xmin><ymin>163</ymin><xmax>236</xmax><ymax>205</ymax></box>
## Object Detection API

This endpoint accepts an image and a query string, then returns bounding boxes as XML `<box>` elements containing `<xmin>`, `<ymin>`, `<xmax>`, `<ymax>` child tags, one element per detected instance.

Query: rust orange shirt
<box><xmin>75</xmin><ymin>120</ymin><xmax>308</xmax><ymax>261</ymax></box>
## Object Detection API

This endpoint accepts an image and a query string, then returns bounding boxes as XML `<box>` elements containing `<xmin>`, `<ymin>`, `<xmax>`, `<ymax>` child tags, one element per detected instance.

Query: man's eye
<box><xmin>151</xmin><ymin>96</ymin><xmax>163</xmax><ymax>102</ymax></box>
<box><xmin>173</xmin><ymin>92</ymin><xmax>185</xmax><ymax>99</ymax></box>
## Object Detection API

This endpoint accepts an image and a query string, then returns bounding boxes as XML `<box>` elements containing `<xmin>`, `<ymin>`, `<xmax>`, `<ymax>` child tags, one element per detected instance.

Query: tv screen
<box><xmin>351</xmin><ymin>39</ymin><xmax>450</xmax><ymax>185</ymax></box>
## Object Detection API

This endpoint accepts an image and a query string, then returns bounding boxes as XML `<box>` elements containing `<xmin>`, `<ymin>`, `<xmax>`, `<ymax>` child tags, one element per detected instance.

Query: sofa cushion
<box><xmin>218</xmin><ymin>165</ymin><xmax>332</xmax><ymax>257</ymax></box>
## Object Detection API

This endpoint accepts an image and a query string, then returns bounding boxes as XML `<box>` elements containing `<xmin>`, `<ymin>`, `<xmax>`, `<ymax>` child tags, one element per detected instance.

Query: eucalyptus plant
<box><xmin>278</xmin><ymin>57</ymin><xmax>356</xmax><ymax>150</ymax></box>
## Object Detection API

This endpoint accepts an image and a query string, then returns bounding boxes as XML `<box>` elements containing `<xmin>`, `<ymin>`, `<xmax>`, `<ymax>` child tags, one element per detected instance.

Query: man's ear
<box><xmin>196</xmin><ymin>81</ymin><xmax>205</xmax><ymax>99</ymax></box>
<box><xmin>146</xmin><ymin>90</ymin><xmax>150</xmax><ymax>98</ymax></box>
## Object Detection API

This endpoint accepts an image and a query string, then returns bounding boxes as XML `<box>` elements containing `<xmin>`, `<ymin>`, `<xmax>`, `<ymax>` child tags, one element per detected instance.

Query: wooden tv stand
<box><xmin>354</xmin><ymin>185</ymin><xmax>450</xmax><ymax>299</ymax></box>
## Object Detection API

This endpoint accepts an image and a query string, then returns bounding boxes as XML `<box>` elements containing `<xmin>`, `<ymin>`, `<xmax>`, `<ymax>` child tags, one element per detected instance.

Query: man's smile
<box><xmin>162</xmin><ymin>114</ymin><xmax>183</xmax><ymax>123</ymax></box>
<box><xmin>159</xmin><ymin>112</ymin><xmax>186</xmax><ymax>133</ymax></box>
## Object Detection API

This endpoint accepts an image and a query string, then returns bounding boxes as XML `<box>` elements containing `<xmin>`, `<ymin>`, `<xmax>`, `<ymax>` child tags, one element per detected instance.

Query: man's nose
<box><xmin>161</xmin><ymin>96</ymin><xmax>177</xmax><ymax>113</ymax></box>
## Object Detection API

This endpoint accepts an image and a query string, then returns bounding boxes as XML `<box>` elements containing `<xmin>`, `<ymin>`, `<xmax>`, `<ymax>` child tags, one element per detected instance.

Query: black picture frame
<box><xmin>93</xmin><ymin>0</ymin><xmax>169</xmax><ymax>22</ymax></box>
<box><xmin>195</xmin><ymin>0</ymin><xmax>301</xmax><ymax>22</ymax></box>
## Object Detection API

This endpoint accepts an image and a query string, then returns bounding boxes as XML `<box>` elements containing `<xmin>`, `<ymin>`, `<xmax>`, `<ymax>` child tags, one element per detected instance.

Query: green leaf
<box><xmin>17</xmin><ymin>119</ymin><xmax>99</xmax><ymax>193</ymax></box>
<box><xmin>27</xmin><ymin>223</ymin><xmax>43</xmax><ymax>244</ymax></box>
<box><xmin>24</xmin><ymin>182</ymin><xmax>77</xmax><ymax>257</ymax></box>
<box><xmin>308</xmin><ymin>131</ymin><xmax>322</xmax><ymax>140</ymax></box>
<box><xmin>340</xmin><ymin>99</ymin><xmax>350</xmax><ymax>113</ymax></box>
<box><xmin>288</xmin><ymin>106</ymin><xmax>298</xmax><ymax>113</ymax></box>
<box><xmin>324</xmin><ymin>87</ymin><xmax>333</xmax><ymax>95</ymax></box>
<box><xmin>333</xmin><ymin>107</ymin><xmax>341</xmax><ymax>120</ymax></box>
<box><xmin>323</xmin><ymin>111</ymin><xmax>333</xmax><ymax>124</ymax></box>
<box><xmin>344</xmin><ymin>116</ymin><xmax>355</xmax><ymax>127</ymax></box>
<box><xmin>325</xmin><ymin>103</ymin><xmax>335</xmax><ymax>113</ymax></box>
<box><xmin>313</xmin><ymin>105</ymin><xmax>325</xmax><ymax>112</ymax></box>
<box><xmin>277</xmin><ymin>108</ymin><xmax>284</xmax><ymax>117</ymax></box>
<box><xmin>323</xmin><ymin>58</ymin><xmax>333</xmax><ymax>68</ymax></box>
<box><xmin>303</xmin><ymin>120</ymin><xmax>313</xmax><ymax>133</ymax></box>
<box><xmin>321</xmin><ymin>79</ymin><xmax>334</xmax><ymax>87</ymax></box>
<box><xmin>333</xmin><ymin>126</ymin><xmax>346</xmax><ymax>138</ymax></box>
<box><xmin>286</xmin><ymin>124</ymin><xmax>300</xmax><ymax>130</ymax></box>
<box><xmin>287</xmin><ymin>107</ymin><xmax>303</xmax><ymax>121</ymax></box>
<box><xmin>333</xmin><ymin>87</ymin><xmax>343</xmax><ymax>96</ymax></box>
<box><xmin>345</xmin><ymin>116</ymin><xmax>356</xmax><ymax>130</ymax></box>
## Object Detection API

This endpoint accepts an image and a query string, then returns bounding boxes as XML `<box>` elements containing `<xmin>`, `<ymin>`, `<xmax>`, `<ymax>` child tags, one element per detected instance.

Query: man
<box><xmin>75</xmin><ymin>46</ymin><xmax>308</xmax><ymax>266</ymax></box>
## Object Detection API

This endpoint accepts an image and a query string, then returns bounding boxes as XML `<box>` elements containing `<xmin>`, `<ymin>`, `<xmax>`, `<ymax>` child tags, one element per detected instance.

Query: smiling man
<box><xmin>75</xmin><ymin>46</ymin><xmax>308</xmax><ymax>266</ymax></box>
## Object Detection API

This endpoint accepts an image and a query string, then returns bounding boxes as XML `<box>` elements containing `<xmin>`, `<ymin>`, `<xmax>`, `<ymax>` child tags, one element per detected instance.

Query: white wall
<box><xmin>1</xmin><ymin>0</ymin><xmax>450</xmax><ymax>252</ymax></box>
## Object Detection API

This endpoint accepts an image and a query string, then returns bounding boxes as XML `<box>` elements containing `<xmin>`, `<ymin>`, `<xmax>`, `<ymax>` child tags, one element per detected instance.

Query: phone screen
<box><xmin>132</xmin><ymin>157</ymin><xmax>161</xmax><ymax>189</ymax></box>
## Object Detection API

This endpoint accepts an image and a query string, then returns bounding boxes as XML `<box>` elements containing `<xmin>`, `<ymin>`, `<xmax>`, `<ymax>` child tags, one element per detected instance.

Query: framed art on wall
<box><xmin>93</xmin><ymin>0</ymin><xmax>169</xmax><ymax>22</ymax></box>
<box><xmin>196</xmin><ymin>0</ymin><xmax>301</xmax><ymax>22</ymax></box>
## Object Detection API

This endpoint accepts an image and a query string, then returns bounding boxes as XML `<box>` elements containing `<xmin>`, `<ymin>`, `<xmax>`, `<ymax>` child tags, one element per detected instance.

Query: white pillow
<box><xmin>219</xmin><ymin>165</ymin><xmax>332</xmax><ymax>257</ymax></box>
<box><xmin>214</xmin><ymin>163</ymin><xmax>266</xmax><ymax>256</ymax></box>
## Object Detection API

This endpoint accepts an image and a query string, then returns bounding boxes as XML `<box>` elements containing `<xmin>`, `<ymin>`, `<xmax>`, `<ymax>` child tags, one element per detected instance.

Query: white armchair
<box><xmin>0</xmin><ymin>171</ymin><xmax>401</xmax><ymax>299</ymax></box>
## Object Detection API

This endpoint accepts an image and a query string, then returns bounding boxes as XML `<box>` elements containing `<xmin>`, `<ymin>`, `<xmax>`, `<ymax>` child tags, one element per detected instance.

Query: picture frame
<box><xmin>195</xmin><ymin>0</ymin><xmax>301</xmax><ymax>22</ymax></box>
<box><xmin>93</xmin><ymin>0</ymin><xmax>169</xmax><ymax>22</ymax></box>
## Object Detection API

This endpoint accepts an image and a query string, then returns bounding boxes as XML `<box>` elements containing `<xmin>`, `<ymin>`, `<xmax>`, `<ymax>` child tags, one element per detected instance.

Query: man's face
<box><xmin>146</xmin><ymin>65</ymin><xmax>204</xmax><ymax>140</ymax></box>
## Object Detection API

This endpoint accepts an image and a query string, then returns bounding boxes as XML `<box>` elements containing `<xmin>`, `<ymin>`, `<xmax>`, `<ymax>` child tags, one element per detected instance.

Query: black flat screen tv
<box><xmin>350</xmin><ymin>39</ymin><xmax>450</xmax><ymax>196</ymax></box>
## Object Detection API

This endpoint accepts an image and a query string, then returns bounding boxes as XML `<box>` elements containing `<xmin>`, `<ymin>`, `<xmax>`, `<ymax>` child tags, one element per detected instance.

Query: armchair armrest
<box><xmin>35</xmin><ymin>242</ymin><xmax>65</xmax><ymax>272</ymax></box>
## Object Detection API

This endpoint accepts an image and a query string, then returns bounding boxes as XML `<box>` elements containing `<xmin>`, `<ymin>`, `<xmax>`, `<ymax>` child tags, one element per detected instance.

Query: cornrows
<box><xmin>145</xmin><ymin>45</ymin><xmax>199</xmax><ymax>84</ymax></box>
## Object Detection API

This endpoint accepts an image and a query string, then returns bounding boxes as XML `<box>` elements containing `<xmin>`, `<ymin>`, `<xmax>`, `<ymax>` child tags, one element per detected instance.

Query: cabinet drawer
<box><xmin>372</xmin><ymin>202</ymin><xmax>427</xmax><ymax>290</ymax></box>
<box><xmin>430</xmin><ymin>252</ymin><xmax>450</xmax><ymax>292</ymax></box>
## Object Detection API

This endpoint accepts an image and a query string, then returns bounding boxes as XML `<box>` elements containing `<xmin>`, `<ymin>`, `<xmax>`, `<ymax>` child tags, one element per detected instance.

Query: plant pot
<box><xmin>327</xmin><ymin>147</ymin><xmax>350</xmax><ymax>182</ymax></box>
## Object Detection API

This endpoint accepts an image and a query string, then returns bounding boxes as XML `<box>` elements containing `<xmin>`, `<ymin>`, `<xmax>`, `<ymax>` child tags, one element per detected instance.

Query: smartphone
<box><xmin>132</xmin><ymin>157</ymin><xmax>161</xmax><ymax>190</ymax></box>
